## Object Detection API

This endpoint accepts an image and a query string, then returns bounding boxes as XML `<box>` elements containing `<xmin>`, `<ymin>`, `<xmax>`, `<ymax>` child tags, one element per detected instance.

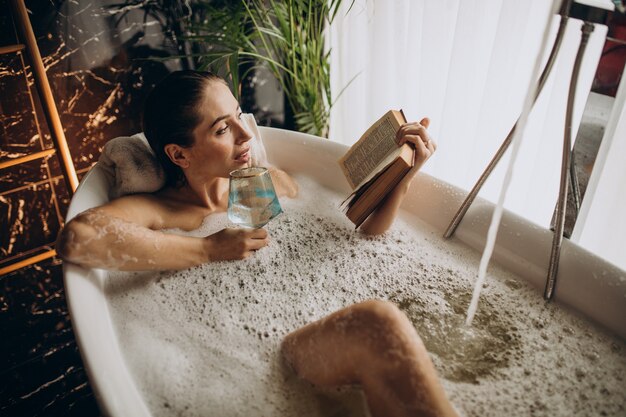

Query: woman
<box><xmin>58</xmin><ymin>71</ymin><xmax>291</xmax><ymax>270</ymax></box>
<box><xmin>58</xmin><ymin>70</ymin><xmax>455</xmax><ymax>416</ymax></box>
<box><xmin>57</xmin><ymin>70</ymin><xmax>436</xmax><ymax>270</ymax></box>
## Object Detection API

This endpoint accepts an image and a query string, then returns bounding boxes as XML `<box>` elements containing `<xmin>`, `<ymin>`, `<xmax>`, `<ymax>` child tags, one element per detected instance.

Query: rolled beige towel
<box><xmin>96</xmin><ymin>132</ymin><xmax>165</xmax><ymax>199</ymax></box>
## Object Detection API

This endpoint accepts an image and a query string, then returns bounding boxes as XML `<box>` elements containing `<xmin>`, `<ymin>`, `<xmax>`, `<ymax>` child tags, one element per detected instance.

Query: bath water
<box><xmin>107</xmin><ymin>175</ymin><xmax>626</xmax><ymax>417</ymax></box>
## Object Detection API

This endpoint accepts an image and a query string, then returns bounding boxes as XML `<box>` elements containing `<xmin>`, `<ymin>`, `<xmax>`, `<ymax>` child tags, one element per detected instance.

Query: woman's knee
<box><xmin>351</xmin><ymin>300</ymin><xmax>412</xmax><ymax>332</ymax></box>
<box><xmin>281</xmin><ymin>300</ymin><xmax>423</xmax><ymax>386</ymax></box>
<box><xmin>340</xmin><ymin>300</ymin><xmax>423</xmax><ymax>354</ymax></box>
<box><xmin>354</xmin><ymin>299</ymin><xmax>402</xmax><ymax>319</ymax></box>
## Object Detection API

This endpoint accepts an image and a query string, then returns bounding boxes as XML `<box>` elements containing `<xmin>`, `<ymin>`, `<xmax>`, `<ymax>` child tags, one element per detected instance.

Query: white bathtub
<box><xmin>63</xmin><ymin>127</ymin><xmax>626</xmax><ymax>417</ymax></box>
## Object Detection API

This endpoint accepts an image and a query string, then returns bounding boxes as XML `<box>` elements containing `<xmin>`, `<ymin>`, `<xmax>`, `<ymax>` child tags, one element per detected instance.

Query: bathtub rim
<box><xmin>63</xmin><ymin>164</ymin><xmax>151</xmax><ymax>417</ymax></box>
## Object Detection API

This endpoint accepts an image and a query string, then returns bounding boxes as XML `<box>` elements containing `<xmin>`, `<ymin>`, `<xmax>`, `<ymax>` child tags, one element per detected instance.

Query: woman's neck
<box><xmin>166</xmin><ymin>176</ymin><xmax>229</xmax><ymax>212</ymax></box>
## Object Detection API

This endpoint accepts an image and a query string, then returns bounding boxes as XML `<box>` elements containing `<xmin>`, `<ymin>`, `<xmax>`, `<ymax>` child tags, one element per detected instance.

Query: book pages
<box><xmin>339</xmin><ymin>112</ymin><xmax>402</xmax><ymax>189</ymax></box>
<box><xmin>351</xmin><ymin>146</ymin><xmax>404</xmax><ymax>192</ymax></box>
<box><xmin>342</xmin><ymin>144</ymin><xmax>414</xmax><ymax>227</ymax></box>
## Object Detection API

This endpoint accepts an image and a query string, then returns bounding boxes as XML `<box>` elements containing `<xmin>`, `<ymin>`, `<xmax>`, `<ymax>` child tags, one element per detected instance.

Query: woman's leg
<box><xmin>282</xmin><ymin>300</ymin><xmax>458</xmax><ymax>417</ymax></box>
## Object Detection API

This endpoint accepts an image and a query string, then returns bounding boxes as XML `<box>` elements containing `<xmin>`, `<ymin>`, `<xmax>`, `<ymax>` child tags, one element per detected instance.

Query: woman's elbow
<box><xmin>358</xmin><ymin>217</ymin><xmax>390</xmax><ymax>236</ymax></box>
<box><xmin>270</xmin><ymin>168</ymin><xmax>299</xmax><ymax>198</ymax></box>
<box><xmin>359</xmin><ymin>225</ymin><xmax>387</xmax><ymax>236</ymax></box>
<box><xmin>286</xmin><ymin>178</ymin><xmax>299</xmax><ymax>198</ymax></box>
<box><xmin>56</xmin><ymin>217</ymin><xmax>96</xmax><ymax>266</ymax></box>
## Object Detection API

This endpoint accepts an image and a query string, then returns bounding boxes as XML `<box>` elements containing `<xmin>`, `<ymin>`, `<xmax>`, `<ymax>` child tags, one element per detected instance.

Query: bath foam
<box><xmin>106</xmin><ymin>175</ymin><xmax>626</xmax><ymax>417</ymax></box>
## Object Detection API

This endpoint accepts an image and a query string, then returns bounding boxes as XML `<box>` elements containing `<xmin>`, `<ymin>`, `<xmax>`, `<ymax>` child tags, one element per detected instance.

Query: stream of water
<box><xmin>465</xmin><ymin>0</ymin><xmax>560</xmax><ymax>326</ymax></box>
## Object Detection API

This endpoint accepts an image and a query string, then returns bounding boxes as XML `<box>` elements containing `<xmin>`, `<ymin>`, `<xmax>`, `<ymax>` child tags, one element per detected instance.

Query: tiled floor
<box><xmin>0</xmin><ymin>259</ymin><xmax>100</xmax><ymax>416</ymax></box>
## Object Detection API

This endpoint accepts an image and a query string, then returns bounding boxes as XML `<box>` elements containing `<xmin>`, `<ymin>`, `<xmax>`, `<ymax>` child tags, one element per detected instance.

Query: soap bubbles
<box><xmin>106</xmin><ymin>175</ymin><xmax>626</xmax><ymax>417</ymax></box>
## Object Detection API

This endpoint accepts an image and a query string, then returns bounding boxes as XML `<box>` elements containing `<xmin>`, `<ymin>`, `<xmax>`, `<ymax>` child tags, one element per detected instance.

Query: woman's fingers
<box><xmin>399</xmin><ymin>134</ymin><xmax>431</xmax><ymax>153</ymax></box>
<box><xmin>248</xmin><ymin>227</ymin><xmax>268</xmax><ymax>239</ymax></box>
<box><xmin>247</xmin><ymin>237</ymin><xmax>269</xmax><ymax>251</ymax></box>
<box><xmin>397</xmin><ymin>123</ymin><xmax>425</xmax><ymax>139</ymax></box>
<box><xmin>397</xmin><ymin>118</ymin><xmax>437</xmax><ymax>155</ymax></box>
<box><xmin>397</xmin><ymin>124</ymin><xmax>431</xmax><ymax>145</ymax></box>
<box><xmin>429</xmin><ymin>138</ymin><xmax>437</xmax><ymax>151</ymax></box>
<box><xmin>246</xmin><ymin>228</ymin><xmax>269</xmax><ymax>251</ymax></box>
<box><xmin>399</xmin><ymin>134</ymin><xmax>425</xmax><ymax>148</ymax></box>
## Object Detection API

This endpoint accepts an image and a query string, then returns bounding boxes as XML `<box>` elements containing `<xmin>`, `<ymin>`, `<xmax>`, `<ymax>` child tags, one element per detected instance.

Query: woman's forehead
<box><xmin>201</xmin><ymin>81</ymin><xmax>238</xmax><ymax>116</ymax></box>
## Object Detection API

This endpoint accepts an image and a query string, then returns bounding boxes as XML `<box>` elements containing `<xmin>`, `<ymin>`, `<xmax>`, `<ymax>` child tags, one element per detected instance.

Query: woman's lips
<box><xmin>235</xmin><ymin>148</ymin><xmax>250</xmax><ymax>163</ymax></box>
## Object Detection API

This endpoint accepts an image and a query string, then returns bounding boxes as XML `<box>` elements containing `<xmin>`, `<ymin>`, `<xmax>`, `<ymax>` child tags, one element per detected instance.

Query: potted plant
<box><xmin>189</xmin><ymin>0</ymin><xmax>353</xmax><ymax>137</ymax></box>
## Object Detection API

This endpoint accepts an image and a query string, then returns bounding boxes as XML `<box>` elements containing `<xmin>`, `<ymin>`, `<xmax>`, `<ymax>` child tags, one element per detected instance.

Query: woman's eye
<box><xmin>237</xmin><ymin>112</ymin><xmax>243</xmax><ymax>120</ymax></box>
<box><xmin>216</xmin><ymin>125</ymin><xmax>229</xmax><ymax>135</ymax></box>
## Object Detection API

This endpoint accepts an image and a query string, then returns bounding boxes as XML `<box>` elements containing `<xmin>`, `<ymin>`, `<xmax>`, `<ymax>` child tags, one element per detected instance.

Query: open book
<box><xmin>339</xmin><ymin>110</ymin><xmax>414</xmax><ymax>228</ymax></box>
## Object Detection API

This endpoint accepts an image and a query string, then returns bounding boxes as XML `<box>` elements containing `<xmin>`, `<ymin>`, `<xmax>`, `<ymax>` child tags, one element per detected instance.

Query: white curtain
<box><xmin>329</xmin><ymin>0</ymin><xmax>607</xmax><ymax>230</ymax></box>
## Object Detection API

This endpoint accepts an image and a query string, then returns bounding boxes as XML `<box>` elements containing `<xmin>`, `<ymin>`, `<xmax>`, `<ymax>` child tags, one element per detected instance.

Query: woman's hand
<box><xmin>204</xmin><ymin>227</ymin><xmax>269</xmax><ymax>261</ymax></box>
<box><xmin>396</xmin><ymin>117</ymin><xmax>437</xmax><ymax>179</ymax></box>
<box><xmin>359</xmin><ymin>117</ymin><xmax>436</xmax><ymax>236</ymax></box>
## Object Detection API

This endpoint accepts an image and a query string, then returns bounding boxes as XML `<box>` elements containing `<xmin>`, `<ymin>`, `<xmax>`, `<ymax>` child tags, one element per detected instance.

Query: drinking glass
<box><xmin>228</xmin><ymin>167</ymin><xmax>283</xmax><ymax>228</ymax></box>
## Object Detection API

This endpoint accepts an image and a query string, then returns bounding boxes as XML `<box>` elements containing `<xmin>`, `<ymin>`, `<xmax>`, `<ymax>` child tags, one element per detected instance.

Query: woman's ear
<box><xmin>164</xmin><ymin>144</ymin><xmax>190</xmax><ymax>169</ymax></box>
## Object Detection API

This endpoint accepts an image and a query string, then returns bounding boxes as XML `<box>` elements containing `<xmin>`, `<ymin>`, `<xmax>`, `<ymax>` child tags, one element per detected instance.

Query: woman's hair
<box><xmin>142</xmin><ymin>70</ymin><xmax>225</xmax><ymax>187</ymax></box>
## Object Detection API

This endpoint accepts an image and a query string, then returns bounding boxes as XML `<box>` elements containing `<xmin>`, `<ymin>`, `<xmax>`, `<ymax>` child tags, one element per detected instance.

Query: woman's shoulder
<box><xmin>96</xmin><ymin>192</ymin><xmax>208</xmax><ymax>231</ymax></box>
<box><xmin>90</xmin><ymin>193</ymin><xmax>165</xmax><ymax>223</ymax></box>
<box><xmin>106</xmin><ymin>191</ymin><xmax>170</xmax><ymax>210</ymax></box>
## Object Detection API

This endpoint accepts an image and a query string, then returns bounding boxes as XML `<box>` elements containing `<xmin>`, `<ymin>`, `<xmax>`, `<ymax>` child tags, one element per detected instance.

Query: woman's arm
<box><xmin>57</xmin><ymin>195</ymin><xmax>268</xmax><ymax>271</ymax></box>
<box><xmin>269</xmin><ymin>167</ymin><xmax>299</xmax><ymax>198</ymax></box>
<box><xmin>359</xmin><ymin>118</ymin><xmax>436</xmax><ymax>236</ymax></box>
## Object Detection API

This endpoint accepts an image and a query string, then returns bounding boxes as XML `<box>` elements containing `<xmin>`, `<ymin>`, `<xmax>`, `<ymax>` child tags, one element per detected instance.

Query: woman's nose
<box><xmin>235</xmin><ymin>119</ymin><xmax>253</xmax><ymax>144</ymax></box>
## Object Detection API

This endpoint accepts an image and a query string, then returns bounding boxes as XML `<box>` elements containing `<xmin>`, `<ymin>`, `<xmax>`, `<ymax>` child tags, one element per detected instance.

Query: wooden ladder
<box><xmin>0</xmin><ymin>0</ymin><xmax>78</xmax><ymax>275</ymax></box>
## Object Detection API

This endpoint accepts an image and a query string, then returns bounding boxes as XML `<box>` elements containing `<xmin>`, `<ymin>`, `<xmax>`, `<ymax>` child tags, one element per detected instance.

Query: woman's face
<box><xmin>187</xmin><ymin>81</ymin><xmax>253</xmax><ymax>180</ymax></box>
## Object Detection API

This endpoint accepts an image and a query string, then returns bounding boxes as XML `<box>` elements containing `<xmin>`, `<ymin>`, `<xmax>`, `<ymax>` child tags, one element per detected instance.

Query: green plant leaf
<box><xmin>188</xmin><ymin>0</ymin><xmax>352</xmax><ymax>138</ymax></box>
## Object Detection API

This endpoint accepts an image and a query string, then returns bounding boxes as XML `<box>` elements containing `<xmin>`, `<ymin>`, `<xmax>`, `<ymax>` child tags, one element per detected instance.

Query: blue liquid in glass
<box><xmin>228</xmin><ymin>190</ymin><xmax>282</xmax><ymax>228</ymax></box>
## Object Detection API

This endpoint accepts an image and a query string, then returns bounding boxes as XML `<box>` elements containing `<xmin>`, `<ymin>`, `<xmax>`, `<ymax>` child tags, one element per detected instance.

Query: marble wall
<box><xmin>1</xmin><ymin>0</ymin><xmax>180</xmax><ymax>267</ymax></box>
<box><xmin>0</xmin><ymin>0</ymin><xmax>281</xmax><ymax>269</ymax></box>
